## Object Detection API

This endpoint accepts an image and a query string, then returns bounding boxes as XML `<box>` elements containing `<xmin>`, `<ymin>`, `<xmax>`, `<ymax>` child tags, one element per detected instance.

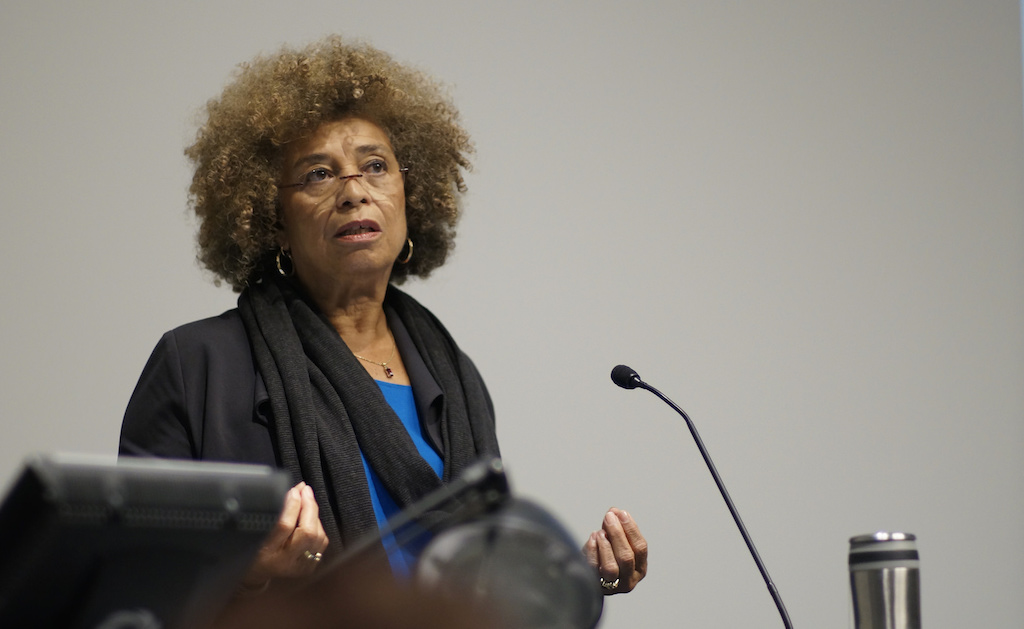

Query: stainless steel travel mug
<box><xmin>849</xmin><ymin>532</ymin><xmax>921</xmax><ymax>629</ymax></box>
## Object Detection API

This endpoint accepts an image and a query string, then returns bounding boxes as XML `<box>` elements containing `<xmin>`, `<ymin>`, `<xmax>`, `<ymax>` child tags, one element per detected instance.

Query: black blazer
<box><xmin>119</xmin><ymin>308</ymin><xmax>476</xmax><ymax>465</ymax></box>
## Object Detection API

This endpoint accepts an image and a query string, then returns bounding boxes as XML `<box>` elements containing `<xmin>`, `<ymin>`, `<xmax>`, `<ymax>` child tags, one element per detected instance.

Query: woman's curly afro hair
<box><xmin>185</xmin><ymin>36</ymin><xmax>473</xmax><ymax>292</ymax></box>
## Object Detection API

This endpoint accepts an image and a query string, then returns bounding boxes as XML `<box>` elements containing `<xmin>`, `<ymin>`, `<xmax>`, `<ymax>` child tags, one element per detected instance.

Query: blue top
<box><xmin>360</xmin><ymin>380</ymin><xmax>443</xmax><ymax>575</ymax></box>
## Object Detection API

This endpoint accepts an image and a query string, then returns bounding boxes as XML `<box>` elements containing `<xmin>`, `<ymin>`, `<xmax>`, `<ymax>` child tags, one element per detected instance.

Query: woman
<box><xmin>120</xmin><ymin>36</ymin><xmax>646</xmax><ymax>595</ymax></box>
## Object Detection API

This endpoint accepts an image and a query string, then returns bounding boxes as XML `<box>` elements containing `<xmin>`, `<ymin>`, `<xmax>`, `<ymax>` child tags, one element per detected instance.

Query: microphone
<box><xmin>610</xmin><ymin>364</ymin><xmax>641</xmax><ymax>389</ymax></box>
<box><xmin>611</xmin><ymin>365</ymin><xmax>793</xmax><ymax>629</ymax></box>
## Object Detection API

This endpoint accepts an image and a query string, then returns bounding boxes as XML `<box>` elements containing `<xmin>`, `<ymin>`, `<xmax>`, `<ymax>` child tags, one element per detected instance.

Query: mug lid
<box><xmin>849</xmin><ymin>531</ymin><xmax>916</xmax><ymax>544</ymax></box>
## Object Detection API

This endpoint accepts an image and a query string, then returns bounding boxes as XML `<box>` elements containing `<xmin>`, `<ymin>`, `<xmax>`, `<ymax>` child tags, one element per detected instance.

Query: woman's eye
<box><xmin>303</xmin><ymin>167</ymin><xmax>333</xmax><ymax>184</ymax></box>
<box><xmin>364</xmin><ymin>159</ymin><xmax>387</xmax><ymax>175</ymax></box>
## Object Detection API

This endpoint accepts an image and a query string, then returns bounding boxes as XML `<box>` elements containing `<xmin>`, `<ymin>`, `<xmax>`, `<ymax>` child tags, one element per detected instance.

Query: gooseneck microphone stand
<box><xmin>611</xmin><ymin>365</ymin><xmax>794</xmax><ymax>629</ymax></box>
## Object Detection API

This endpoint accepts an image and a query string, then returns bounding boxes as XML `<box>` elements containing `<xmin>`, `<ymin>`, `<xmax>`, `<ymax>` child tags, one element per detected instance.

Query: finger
<box><xmin>609</xmin><ymin>508</ymin><xmax>647</xmax><ymax>573</ymax></box>
<box><xmin>602</xmin><ymin>510</ymin><xmax>636</xmax><ymax>577</ymax></box>
<box><xmin>264</xmin><ymin>484</ymin><xmax>304</xmax><ymax>549</ymax></box>
<box><xmin>283</xmin><ymin>485</ymin><xmax>325</xmax><ymax>548</ymax></box>
<box><xmin>595</xmin><ymin>529</ymin><xmax>619</xmax><ymax>580</ymax></box>
<box><xmin>283</xmin><ymin>489</ymin><xmax>322</xmax><ymax>561</ymax></box>
<box><xmin>583</xmin><ymin>532</ymin><xmax>600</xmax><ymax>568</ymax></box>
<box><xmin>296</xmin><ymin>484</ymin><xmax>329</xmax><ymax>553</ymax></box>
<box><xmin>612</xmin><ymin>508</ymin><xmax>648</xmax><ymax>576</ymax></box>
<box><xmin>296</xmin><ymin>484</ymin><xmax>321</xmax><ymax>532</ymax></box>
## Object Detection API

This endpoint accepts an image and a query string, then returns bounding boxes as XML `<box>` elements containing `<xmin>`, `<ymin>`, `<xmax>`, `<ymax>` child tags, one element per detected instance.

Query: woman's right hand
<box><xmin>240</xmin><ymin>481</ymin><xmax>329</xmax><ymax>592</ymax></box>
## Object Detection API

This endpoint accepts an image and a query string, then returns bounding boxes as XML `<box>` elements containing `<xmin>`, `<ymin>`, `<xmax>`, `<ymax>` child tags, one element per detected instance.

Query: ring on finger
<box><xmin>600</xmin><ymin>577</ymin><xmax>619</xmax><ymax>590</ymax></box>
<box><xmin>303</xmin><ymin>550</ymin><xmax>323</xmax><ymax>563</ymax></box>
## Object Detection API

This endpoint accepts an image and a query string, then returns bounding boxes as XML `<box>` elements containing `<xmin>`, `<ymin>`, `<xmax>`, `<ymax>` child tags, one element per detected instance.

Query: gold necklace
<box><xmin>353</xmin><ymin>338</ymin><xmax>397</xmax><ymax>378</ymax></box>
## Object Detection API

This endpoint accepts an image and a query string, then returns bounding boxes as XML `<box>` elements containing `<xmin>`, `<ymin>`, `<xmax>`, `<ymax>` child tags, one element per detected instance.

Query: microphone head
<box><xmin>610</xmin><ymin>365</ymin><xmax>642</xmax><ymax>389</ymax></box>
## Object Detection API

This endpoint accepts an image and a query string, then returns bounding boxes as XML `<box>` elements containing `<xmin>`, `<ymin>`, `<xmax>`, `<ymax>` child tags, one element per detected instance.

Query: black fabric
<box><xmin>384</xmin><ymin>306</ymin><xmax>444</xmax><ymax>451</ymax></box>
<box><xmin>237</xmin><ymin>274</ymin><xmax>499</xmax><ymax>549</ymax></box>
<box><xmin>119</xmin><ymin>312</ymin><xmax>491</xmax><ymax>469</ymax></box>
<box><xmin>119</xmin><ymin>310</ymin><xmax>279</xmax><ymax>465</ymax></box>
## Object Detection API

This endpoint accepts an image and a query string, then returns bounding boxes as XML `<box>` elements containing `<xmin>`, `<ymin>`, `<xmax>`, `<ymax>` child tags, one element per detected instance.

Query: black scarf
<box><xmin>237</xmin><ymin>274</ymin><xmax>499</xmax><ymax>550</ymax></box>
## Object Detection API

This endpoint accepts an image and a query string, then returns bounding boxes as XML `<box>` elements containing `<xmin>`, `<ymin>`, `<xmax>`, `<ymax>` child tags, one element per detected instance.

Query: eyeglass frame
<box><xmin>277</xmin><ymin>165</ymin><xmax>410</xmax><ymax>194</ymax></box>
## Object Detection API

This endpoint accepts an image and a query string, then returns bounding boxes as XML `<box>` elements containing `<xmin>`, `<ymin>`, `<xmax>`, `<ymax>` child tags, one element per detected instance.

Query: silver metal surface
<box><xmin>849</xmin><ymin>532</ymin><xmax>921</xmax><ymax>629</ymax></box>
<box><xmin>850</xmin><ymin>566</ymin><xmax>921</xmax><ymax>629</ymax></box>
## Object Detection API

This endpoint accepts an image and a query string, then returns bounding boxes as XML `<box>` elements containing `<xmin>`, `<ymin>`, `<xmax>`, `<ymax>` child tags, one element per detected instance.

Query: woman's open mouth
<box><xmin>335</xmin><ymin>220</ymin><xmax>381</xmax><ymax>240</ymax></box>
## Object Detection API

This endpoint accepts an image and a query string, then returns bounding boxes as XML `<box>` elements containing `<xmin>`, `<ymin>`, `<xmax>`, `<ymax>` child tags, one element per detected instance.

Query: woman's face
<box><xmin>277</xmin><ymin>117</ymin><xmax>407</xmax><ymax>296</ymax></box>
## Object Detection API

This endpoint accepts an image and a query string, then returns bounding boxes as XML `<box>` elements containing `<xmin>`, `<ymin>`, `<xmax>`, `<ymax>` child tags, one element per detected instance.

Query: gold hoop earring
<box><xmin>276</xmin><ymin>248</ymin><xmax>295</xmax><ymax>277</ymax></box>
<box><xmin>398</xmin><ymin>238</ymin><xmax>414</xmax><ymax>264</ymax></box>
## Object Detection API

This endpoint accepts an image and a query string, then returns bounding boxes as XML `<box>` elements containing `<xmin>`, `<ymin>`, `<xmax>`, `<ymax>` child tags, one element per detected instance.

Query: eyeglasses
<box><xmin>279</xmin><ymin>161</ymin><xmax>409</xmax><ymax>199</ymax></box>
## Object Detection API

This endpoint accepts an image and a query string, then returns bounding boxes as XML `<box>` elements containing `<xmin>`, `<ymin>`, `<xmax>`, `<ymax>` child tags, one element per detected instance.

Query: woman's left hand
<box><xmin>583</xmin><ymin>507</ymin><xmax>648</xmax><ymax>595</ymax></box>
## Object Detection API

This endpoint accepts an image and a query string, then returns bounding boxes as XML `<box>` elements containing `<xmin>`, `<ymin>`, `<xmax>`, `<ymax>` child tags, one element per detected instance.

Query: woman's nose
<box><xmin>334</xmin><ymin>173</ymin><xmax>370</xmax><ymax>207</ymax></box>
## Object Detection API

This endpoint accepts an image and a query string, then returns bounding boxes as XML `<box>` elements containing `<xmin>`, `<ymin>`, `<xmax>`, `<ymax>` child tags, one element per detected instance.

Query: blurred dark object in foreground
<box><xmin>0</xmin><ymin>455</ymin><xmax>289</xmax><ymax>629</ymax></box>
<box><xmin>0</xmin><ymin>456</ymin><xmax>600</xmax><ymax>629</ymax></box>
<box><xmin>212</xmin><ymin>562</ymin><xmax>502</xmax><ymax>629</ymax></box>
<box><xmin>418</xmin><ymin>498</ymin><xmax>604</xmax><ymax>629</ymax></box>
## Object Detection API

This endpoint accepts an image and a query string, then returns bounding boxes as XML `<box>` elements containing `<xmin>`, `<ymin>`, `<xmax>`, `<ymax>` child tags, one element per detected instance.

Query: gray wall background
<box><xmin>2</xmin><ymin>1</ymin><xmax>1022</xmax><ymax>627</ymax></box>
